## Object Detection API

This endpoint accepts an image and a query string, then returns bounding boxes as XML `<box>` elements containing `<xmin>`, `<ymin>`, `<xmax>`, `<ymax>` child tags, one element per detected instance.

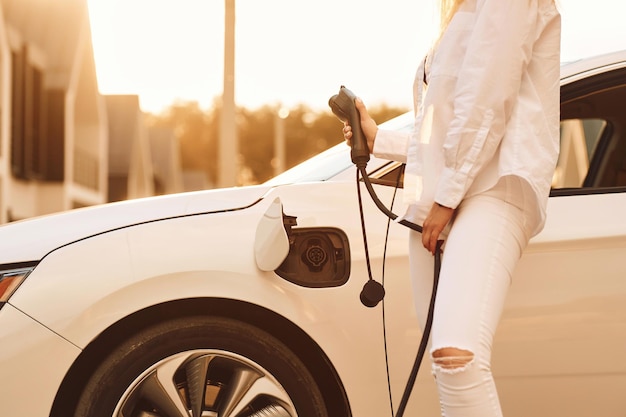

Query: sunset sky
<box><xmin>87</xmin><ymin>0</ymin><xmax>626</xmax><ymax>113</ymax></box>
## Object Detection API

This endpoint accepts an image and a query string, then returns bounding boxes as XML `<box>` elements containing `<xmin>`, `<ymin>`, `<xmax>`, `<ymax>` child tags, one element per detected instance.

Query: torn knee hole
<box><xmin>432</xmin><ymin>347</ymin><xmax>474</xmax><ymax>370</ymax></box>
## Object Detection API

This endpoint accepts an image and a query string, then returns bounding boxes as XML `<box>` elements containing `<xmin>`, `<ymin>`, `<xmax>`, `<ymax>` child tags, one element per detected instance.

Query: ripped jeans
<box><xmin>409</xmin><ymin>177</ymin><xmax>536</xmax><ymax>417</ymax></box>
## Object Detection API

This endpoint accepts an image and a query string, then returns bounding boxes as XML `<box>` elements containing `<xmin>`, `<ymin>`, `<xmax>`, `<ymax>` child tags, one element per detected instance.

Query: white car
<box><xmin>1</xmin><ymin>50</ymin><xmax>626</xmax><ymax>417</ymax></box>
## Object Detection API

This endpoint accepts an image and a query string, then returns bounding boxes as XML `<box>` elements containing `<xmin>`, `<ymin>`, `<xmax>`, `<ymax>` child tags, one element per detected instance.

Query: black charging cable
<box><xmin>380</xmin><ymin>164</ymin><xmax>404</xmax><ymax>415</ymax></box>
<box><xmin>330</xmin><ymin>85</ymin><xmax>443</xmax><ymax>417</ymax></box>
<box><xmin>355</xmin><ymin>164</ymin><xmax>442</xmax><ymax>417</ymax></box>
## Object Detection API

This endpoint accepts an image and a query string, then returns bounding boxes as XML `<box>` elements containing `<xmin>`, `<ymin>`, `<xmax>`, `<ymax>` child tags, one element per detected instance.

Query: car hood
<box><xmin>0</xmin><ymin>185</ymin><xmax>272</xmax><ymax>265</ymax></box>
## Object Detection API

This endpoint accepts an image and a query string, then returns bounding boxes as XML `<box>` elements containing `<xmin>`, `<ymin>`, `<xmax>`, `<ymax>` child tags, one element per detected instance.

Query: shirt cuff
<box><xmin>372</xmin><ymin>129</ymin><xmax>409</xmax><ymax>163</ymax></box>
<box><xmin>434</xmin><ymin>167</ymin><xmax>466</xmax><ymax>209</ymax></box>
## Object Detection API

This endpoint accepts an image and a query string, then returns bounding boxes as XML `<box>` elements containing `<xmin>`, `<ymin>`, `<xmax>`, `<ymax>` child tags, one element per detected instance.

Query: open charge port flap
<box><xmin>275</xmin><ymin>227</ymin><xmax>350</xmax><ymax>288</ymax></box>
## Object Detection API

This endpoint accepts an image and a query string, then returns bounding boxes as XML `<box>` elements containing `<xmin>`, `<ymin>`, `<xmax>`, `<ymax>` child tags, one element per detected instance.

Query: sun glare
<box><xmin>88</xmin><ymin>0</ymin><xmax>225</xmax><ymax>112</ymax></box>
<box><xmin>87</xmin><ymin>0</ymin><xmax>625</xmax><ymax>114</ymax></box>
<box><xmin>86</xmin><ymin>0</ymin><xmax>438</xmax><ymax>113</ymax></box>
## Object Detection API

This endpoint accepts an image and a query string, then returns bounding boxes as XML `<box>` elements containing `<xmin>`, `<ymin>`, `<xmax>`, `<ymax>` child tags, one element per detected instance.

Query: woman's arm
<box><xmin>343</xmin><ymin>98</ymin><xmax>410</xmax><ymax>162</ymax></box>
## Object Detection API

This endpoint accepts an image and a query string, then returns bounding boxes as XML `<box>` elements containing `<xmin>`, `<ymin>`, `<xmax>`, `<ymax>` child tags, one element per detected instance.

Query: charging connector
<box><xmin>330</xmin><ymin>85</ymin><xmax>442</xmax><ymax>417</ymax></box>
<box><xmin>329</xmin><ymin>86</ymin><xmax>370</xmax><ymax>168</ymax></box>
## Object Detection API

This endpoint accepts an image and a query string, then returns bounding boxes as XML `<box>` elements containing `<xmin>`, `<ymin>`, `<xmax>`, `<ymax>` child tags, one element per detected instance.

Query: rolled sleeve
<box><xmin>435</xmin><ymin>0</ymin><xmax>538</xmax><ymax>208</ymax></box>
<box><xmin>372</xmin><ymin>129</ymin><xmax>410</xmax><ymax>163</ymax></box>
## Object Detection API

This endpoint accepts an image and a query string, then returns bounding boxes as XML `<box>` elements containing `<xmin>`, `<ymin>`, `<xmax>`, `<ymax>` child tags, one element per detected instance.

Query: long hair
<box><xmin>439</xmin><ymin>0</ymin><xmax>464</xmax><ymax>32</ymax></box>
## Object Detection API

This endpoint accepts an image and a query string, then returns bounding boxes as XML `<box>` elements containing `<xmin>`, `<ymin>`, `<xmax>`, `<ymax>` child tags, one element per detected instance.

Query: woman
<box><xmin>343</xmin><ymin>0</ymin><xmax>560</xmax><ymax>416</ymax></box>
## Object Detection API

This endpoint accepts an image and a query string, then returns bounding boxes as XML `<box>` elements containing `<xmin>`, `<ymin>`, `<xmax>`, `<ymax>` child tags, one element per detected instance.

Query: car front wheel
<box><xmin>74</xmin><ymin>315</ymin><xmax>329</xmax><ymax>417</ymax></box>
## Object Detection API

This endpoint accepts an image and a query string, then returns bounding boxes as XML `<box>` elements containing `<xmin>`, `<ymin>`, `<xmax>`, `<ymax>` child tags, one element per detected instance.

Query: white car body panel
<box><xmin>7</xmin><ymin>182</ymin><xmax>399</xmax><ymax>415</ymax></box>
<box><xmin>0</xmin><ymin>186</ymin><xmax>270</xmax><ymax>264</ymax></box>
<box><xmin>0</xmin><ymin>304</ymin><xmax>80</xmax><ymax>417</ymax></box>
<box><xmin>382</xmin><ymin>189</ymin><xmax>626</xmax><ymax>416</ymax></box>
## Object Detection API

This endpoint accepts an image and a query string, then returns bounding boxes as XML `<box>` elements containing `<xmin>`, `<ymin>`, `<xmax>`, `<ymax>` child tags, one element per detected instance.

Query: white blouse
<box><xmin>373</xmin><ymin>0</ymin><xmax>561</xmax><ymax>236</ymax></box>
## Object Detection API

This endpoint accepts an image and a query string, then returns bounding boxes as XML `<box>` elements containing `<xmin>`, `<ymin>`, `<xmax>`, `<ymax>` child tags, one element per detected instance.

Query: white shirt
<box><xmin>373</xmin><ymin>0</ymin><xmax>561</xmax><ymax>236</ymax></box>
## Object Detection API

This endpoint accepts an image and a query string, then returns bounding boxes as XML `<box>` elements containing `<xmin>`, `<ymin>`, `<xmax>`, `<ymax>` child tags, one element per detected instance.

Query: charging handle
<box><xmin>329</xmin><ymin>85</ymin><xmax>442</xmax><ymax>417</ymax></box>
<box><xmin>328</xmin><ymin>86</ymin><xmax>370</xmax><ymax>168</ymax></box>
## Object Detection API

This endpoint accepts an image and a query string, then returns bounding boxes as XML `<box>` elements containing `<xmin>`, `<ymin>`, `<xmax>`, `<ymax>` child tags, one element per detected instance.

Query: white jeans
<box><xmin>409</xmin><ymin>176</ymin><xmax>536</xmax><ymax>417</ymax></box>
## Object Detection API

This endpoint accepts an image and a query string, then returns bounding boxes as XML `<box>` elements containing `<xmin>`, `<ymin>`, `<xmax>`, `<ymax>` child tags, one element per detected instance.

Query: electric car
<box><xmin>1</xmin><ymin>50</ymin><xmax>626</xmax><ymax>417</ymax></box>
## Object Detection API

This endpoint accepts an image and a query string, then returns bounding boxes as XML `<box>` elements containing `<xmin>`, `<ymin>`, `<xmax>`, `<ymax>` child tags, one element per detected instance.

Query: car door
<box><xmin>494</xmin><ymin>64</ymin><xmax>626</xmax><ymax>417</ymax></box>
<box><xmin>382</xmin><ymin>63</ymin><xmax>626</xmax><ymax>417</ymax></box>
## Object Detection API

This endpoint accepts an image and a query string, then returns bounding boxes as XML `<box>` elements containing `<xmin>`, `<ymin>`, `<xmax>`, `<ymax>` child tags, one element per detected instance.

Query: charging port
<box><xmin>276</xmin><ymin>227</ymin><xmax>350</xmax><ymax>288</ymax></box>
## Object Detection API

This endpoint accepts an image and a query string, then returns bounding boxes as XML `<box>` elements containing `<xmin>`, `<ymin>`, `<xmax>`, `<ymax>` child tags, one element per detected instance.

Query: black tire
<box><xmin>74</xmin><ymin>316</ymin><xmax>329</xmax><ymax>417</ymax></box>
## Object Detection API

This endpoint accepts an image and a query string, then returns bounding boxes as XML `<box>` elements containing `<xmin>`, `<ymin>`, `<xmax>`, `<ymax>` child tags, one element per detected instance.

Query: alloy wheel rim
<box><xmin>112</xmin><ymin>349</ymin><xmax>297</xmax><ymax>417</ymax></box>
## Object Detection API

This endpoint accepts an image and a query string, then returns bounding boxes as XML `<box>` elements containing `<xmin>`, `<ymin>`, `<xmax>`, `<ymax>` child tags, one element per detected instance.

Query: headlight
<box><xmin>0</xmin><ymin>264</ymin><xmax>36</xmax><ymax>306</ymax></box>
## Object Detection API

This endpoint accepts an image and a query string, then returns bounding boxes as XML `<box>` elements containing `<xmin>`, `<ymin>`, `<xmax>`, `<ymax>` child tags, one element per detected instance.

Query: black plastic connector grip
<box><xmin>329</xmin><ymin>86</ymin><xmax>370</xmax><ymax>168</ymax></box>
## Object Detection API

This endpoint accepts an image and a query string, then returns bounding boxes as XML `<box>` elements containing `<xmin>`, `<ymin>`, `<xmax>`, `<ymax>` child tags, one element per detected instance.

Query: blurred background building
<box><xmin>0</xmin><ymin>0</ymin><xmax>182</xmax><ymax>224</ymax></box>
<box><xmin>0</xmin><ymin>0</ymin><xmax>404</xmax><ymax>225</ymax></box>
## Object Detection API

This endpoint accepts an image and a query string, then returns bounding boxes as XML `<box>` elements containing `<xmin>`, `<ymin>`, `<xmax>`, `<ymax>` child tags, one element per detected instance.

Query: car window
<box><xmin>552</xmin><ymin>118</ymin><xmax>606</xmax><ymax>188</ymax></box>
<box><xmin>265</xmin><ymin>112</ymin><xmax>414</xmax><ymax>186</ymax></box>
<box><xmin>264</xmin><ymin>144</ymin><xmax>353</xmax><ymax>186</ymax></box>
<box><xmin>555</xmin><ymin>66</ymin><xmax>626</xmax><ymax>195</ymax></box>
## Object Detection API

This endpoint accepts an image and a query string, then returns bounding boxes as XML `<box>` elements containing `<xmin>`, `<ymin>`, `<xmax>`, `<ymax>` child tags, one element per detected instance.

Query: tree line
<box><xmin>146</xmin><ymin>100</ymin><xmax>408</xmax><ymax>187</ymax></box>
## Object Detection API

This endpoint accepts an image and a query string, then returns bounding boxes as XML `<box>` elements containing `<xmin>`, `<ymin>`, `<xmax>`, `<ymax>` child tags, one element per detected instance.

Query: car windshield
<box><xmin>265</xmin><ymin>112</ymin><xmax>414</xmax><ymax>185</ymax></box>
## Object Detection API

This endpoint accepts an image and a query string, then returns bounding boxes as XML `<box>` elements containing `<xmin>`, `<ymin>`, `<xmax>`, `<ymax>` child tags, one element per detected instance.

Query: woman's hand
<box><xmin>342</xmin><ymin>98</ymin><xmax>378</xmax><ymax>153</ymax></box>
<box><xmin>422</xmin><ymin>202</ymin><xmax>455</xmax><ymax>255</ymax></box>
